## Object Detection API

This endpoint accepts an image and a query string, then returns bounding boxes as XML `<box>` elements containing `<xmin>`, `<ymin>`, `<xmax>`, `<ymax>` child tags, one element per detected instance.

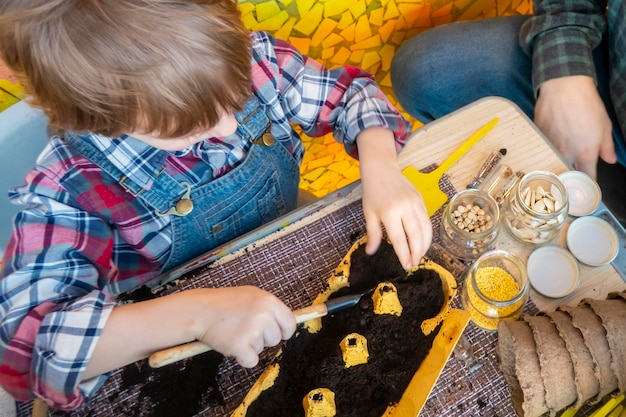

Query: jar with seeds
<box><xmin>461</xmin><ymin>250</ymin><xmax>529</xmax><ymax>331</ymax></box>
<box><xmin>504</xmin><ymin>171</ymin><xmax>569</xmax><ymax>244</ymax></box>
<box><xmin>440</xmin><ymin>189</ymin><xmax>500</xmax><ymax>261</ymax></box>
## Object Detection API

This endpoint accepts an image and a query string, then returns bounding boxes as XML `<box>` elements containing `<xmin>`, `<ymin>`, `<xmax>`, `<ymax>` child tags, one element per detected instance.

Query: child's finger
<box><xmin>403</xmin><ymin>213</ymin><xmax>432</xmax><ymax>266</ymax></box>
<box><xmin>363</xmin><ymin>212</ymin><xmax>383</xmax><ymax>256</ymax></box>
<box><xmin>384</xmin><ymin>218</ymin><xmax>412</xmax><ymax>270</ymax></box>
<box><xmin>274</xmin><ymin>303</ymin><xmax>297</xmax><ymax>340</ymax></box>
<box><xmin>263</xmin><ymin>319</ymin><xmax>283</xmax><ymax>347</ymax></box>
<box><xmin>236</xmin><ymin>346</ymin><xmax>260</xmax><ymax>368</ymax></box>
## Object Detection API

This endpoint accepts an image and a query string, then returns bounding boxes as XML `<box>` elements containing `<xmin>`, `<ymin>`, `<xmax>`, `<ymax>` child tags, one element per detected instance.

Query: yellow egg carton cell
<box><xmin>339</xmin><ymin>332</ymin><xmax>369</xmax><ymax>368</ymax></box>
<box><xmin>303</xmin><ymin>388</ymin><xmax>337</xmax><ymax>417</ymax></box>
<box><xmin>372</xmin><ymin>282</ymin><xmax>403</xmax><ymax>316</ymax></box>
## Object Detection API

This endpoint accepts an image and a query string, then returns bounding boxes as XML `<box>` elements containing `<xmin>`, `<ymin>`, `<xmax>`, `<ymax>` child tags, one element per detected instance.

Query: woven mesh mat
<box><xmin>17</xmin><ymin>173</ymin><xmax>538</xmax><ymax>417</ymax></box>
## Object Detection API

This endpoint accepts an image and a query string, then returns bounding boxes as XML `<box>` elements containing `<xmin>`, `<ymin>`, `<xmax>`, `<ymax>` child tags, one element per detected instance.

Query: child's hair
<box><xmin>0</xmin><ymin>0</ymin><xmax>252</xmax><ymax>137</ymax></box>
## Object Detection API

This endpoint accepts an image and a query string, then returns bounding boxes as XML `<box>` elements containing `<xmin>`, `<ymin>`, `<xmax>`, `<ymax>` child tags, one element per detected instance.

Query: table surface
<box><xmin>227</xmin><ymin>94</ymin><xmax>626</xmax><ymax>312</ymax></box>
<box><xmin>393</xmin><ymin>96</ymin><xmax>626</xmax><ymax>311</ymax></box>
<box><xmin>18</xmin><ymin>96</ymin><xmax>626</xmax><ymax>417</ymax></box>
<box><xmin>163</xmin><ymin>95</ymin><xmax>626</xmax><ymax>312</ymax></box>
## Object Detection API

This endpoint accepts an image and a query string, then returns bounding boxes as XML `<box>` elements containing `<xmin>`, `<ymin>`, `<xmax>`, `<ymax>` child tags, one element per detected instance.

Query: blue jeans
<box><xmin>390</xmin><ymin>16</ymin><xmax>626</xmax><ymax>166</ymax></box>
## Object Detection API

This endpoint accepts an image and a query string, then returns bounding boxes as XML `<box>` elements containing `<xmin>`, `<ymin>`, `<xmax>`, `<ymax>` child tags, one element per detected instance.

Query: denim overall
<box><xmin>67</xmin><ymin>96</ymin><xmax>299</xmax><ymax>273</ymax></box>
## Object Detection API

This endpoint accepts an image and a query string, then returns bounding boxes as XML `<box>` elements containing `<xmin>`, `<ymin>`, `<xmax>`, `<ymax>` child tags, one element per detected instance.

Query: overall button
<box><xmin>261</xmin><ymin>132</ymin><xmax>275</xmax><ymax>146</ymax></box>
<box><xmin>175</xmin><ymin>198</ymin><xmax>194</xmax><ymax>216</ymax></box>
<box><xmin>156</xmin><ymin>181</ymin><xmax>194</xmax><ymax>217</ymax></box>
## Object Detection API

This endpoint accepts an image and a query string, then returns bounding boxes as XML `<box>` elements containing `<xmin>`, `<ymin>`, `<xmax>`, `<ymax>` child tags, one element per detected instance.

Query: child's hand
<box><xmin>361</xmin><ymin>164</ymin><xmax>432</xmax><ymax>269</ymax></box>
<box><xmin>194</xmin><ymin>286</ymin><xmax>296</xmax><ymax>367</ymax></box>
<box><xmin>357</xmin><ymin>128</ymin><xmax>433</xmax><ymax>269</ymax></box>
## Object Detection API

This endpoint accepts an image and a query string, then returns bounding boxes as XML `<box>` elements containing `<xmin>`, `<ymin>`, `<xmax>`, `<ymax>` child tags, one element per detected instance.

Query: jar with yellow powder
<box><xmin>462</xmin><ymin>250</ymin><xmax>529</xmax><ymax>331</ymax></box>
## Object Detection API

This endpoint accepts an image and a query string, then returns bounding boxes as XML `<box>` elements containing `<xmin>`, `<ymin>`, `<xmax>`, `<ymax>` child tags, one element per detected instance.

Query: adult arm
<box><xmin>520</xmin><ymin>0</ymin><xmax>615</xmax><ymax>178</ymax></box>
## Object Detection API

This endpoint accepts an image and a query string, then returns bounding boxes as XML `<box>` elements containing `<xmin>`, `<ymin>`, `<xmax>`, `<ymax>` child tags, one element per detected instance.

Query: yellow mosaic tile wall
<box><xmin>0</xmin><ymin>0</ymin><xmax>532</xmax><ymax>197</ymax></box>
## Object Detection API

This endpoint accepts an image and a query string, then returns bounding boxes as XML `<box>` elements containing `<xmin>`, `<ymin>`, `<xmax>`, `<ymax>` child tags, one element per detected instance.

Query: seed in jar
<box><xmin>536</xmin><ymin>185</ymin><xmax>546</xmax><ymax>197</ymax></box>
<box><xmin>452</xmin><ymin>203</ymin><xmax>493</xmax><ymax>233</ymax></box>
<box><xmin>521</xmin><ymin>185</ymin><xmax>558</xmax><ymax>214</ymax></box>
<box><xmin>543</xmin><ymin>197</ymin><xmax>554</xmax><ymax>211</ymax></box>
<box><xmin>522</xmin><ymin>187</ymin><xmax>532</xmax><ymax>207</ymax></box>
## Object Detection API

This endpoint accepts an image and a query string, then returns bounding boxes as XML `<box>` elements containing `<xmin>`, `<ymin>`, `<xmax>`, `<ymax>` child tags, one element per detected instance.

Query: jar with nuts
<box><xmin>504</xmin><ymin>170</ymin><xmax>569</xmax><ymax>244</ymax></box>
<box><xmin>440</xmin><ymin>189</ymin><xmax>500</xmax><ymax>261</ymax></box>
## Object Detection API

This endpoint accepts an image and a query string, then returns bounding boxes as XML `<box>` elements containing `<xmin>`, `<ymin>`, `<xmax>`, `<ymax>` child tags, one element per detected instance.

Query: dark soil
<box><xmin>245</xmin><ymin>241</ymin><xmax>446</xmax><ymax>417</ymax></box>
<box><xmin>114</xmin><ymin>286</ymin><xmax>226</xmax><ymax>417</ymax></box>
<box><xmin>117</xmin><ymin>350</ymin><xmax>225</xmax><ymax>417</ymax></box>
<box><xmin>110</xmin><ymin>240</ymin><xmax>444</xmax><ymax>417</ymax></box>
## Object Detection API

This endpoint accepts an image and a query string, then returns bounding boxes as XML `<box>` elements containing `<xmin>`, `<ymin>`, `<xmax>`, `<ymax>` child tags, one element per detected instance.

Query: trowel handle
<box><xmin>434</xmin><ymin>117</ymin><xmax>499</xmax><ymax>175</ymax></box>
<box><xmin>147</xmin><ymin>304</ymin><xmax>327</xmax><ymax>368</ymax></box>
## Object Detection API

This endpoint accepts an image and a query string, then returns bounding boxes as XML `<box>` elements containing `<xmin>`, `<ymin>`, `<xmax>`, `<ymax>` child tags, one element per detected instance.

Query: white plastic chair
<box><xmin>0</xmin><ymin>101</ymin><xmax>49</xmax><ymax>258</ymax></box>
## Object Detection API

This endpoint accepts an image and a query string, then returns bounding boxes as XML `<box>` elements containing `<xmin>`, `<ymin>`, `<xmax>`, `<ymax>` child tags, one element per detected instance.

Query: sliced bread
<box><xmin>585</xmin><ymin>298</ymin><xmax>626</xmax><ymax>392</ymax></box>
<box><xmin>559</xmin><ymin>305</ymin><xmax>619</xmax><ymax>401</ymax></box>
<box><xmin>525</xmin><ymin>315</ymin><xmax>577</xmax><ymax>415</ymax></box>
<box><xmin>545</xmin><ymin>310</ymin><xmax>600</xmax><ymax>408</ymax></box>
<box><xmin>498</xmin><ymin>319</ymin><xmax>549</xmax><ymax>417</ymax></box>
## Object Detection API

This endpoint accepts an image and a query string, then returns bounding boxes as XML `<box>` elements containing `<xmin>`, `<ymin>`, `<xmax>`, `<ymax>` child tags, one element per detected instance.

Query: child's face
<box><xmin>129</xmin><ymin>113</ymin><xmax>238</xmax><ymax>151</ymax></box>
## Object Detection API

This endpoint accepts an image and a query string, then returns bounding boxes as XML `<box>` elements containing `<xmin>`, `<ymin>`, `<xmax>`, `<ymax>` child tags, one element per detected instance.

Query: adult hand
<box><xmin>357</xmin><ymin>127</ymin><xmax>433</xmax><ymax>270</ymax></box>
<box><xmin>534</xmin><ymin>75</ymin><xmax>616</xmax><ymax>179</ymax></box>
<box><xmin>194</xmin><ymin>286</ymin><xmax>296</xmax><ymax>368</ymax></box>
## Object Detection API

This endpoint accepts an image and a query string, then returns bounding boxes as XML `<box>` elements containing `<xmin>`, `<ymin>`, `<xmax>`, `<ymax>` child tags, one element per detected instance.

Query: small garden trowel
<box><xmin>403</xmin><ymin>117</ymin><xmax>499</xmax><ymax>217</ymax></box>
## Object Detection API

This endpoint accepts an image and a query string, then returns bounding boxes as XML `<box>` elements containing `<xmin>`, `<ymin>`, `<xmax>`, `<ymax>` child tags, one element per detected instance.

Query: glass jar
<box><xmin>504</xmin><ymin>170</ymin><xmax>569</xmax><ymax>244</ymax></box>
<box><xmin>440</xmin><ymin>189</ymin><xmax>500</xmax><ymax>261</ymax></box>
<box><xmin>461</xmin><ymin>250</ymin><xmax>529</xmax><ymax>331</ymax></box>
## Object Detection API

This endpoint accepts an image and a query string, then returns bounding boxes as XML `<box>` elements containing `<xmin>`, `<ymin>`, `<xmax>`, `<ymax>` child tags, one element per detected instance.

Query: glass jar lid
<box><xmin>566</xmin><ymin>216</ymin><xmax>618</xmax><ymax>266</ymax></box>
<box><xmin>527</xmin><ymin>245</ymin><xmax>579</xmax><ymax>298</ymax></box>
<box><xmin>559</xmin><ymin>171</ymin><xmax>601</xmax><ymax>217</ymax></box>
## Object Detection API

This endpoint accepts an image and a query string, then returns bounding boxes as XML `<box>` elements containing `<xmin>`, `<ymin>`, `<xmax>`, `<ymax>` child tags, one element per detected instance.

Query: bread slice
<box><xmin>545</xmin><ymin>310</ymin><xmax>599</xmax><ymax>408</ymax></box>
<box><xmin>498</xmin><ymin>319</ymin><xmax>549</xmax><ymax>417</ymax></box>
<box><xmin>525</xmin><ymin>315</ymin><xmax>577</xmax><ymax>415</ymax></box>
<box><xmin>584</xmin><ymin>298</ymin><xmax>626</xmax><ymax>392</ymax></box>
<box><xmin>559</xmin><ymin>305</ymin><xmax>619</xmax><ymax>401</ymax></box>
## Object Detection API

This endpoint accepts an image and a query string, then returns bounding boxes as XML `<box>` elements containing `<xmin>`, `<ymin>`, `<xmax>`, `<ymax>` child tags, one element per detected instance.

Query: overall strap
<box><xmin>236</xmin><ymin>95</ymin><xmax>273</xmax><ymax>145</ymax></box>
<box><xmin>65</xmin><ymin>135</ymin><xmax>188</xmax><ymax>214</ymax></box>
<box><xmin>65</xmin><ymin>95</ymin><xmax>271</xmax><ymax>216</ymax></box>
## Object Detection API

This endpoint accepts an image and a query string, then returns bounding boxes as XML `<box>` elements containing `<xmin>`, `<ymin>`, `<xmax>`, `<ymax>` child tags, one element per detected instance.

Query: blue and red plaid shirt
<box><xmin>0</xmin><ymin>31</ymin><xmax>411</xmax><ymax>410</ymax></box>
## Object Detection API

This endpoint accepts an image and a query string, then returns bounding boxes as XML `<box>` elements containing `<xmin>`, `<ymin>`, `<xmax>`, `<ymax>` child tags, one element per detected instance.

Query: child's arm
<box><xmin>356</xmin><ymin>127</ymin><xmax>432</xmax><ymax>269</ymax></box>
<box><xmin>84</xmin><ymin>286</ymin><xmax>296</xmax><ymax>378</ymax></box>
<box><xmin>256</xmin><ymin>32</ymin><xmax>412</xmax><ymax>159</ymax></box>
<box><xmin>0</xmin><ymin>147</ymin><xmax>295</xmax><ymax>409</ymax></box>
<box><xmin>257</xmin><ymin>32</ymin><xmax>430</xmax><ymax>266</ymax></box>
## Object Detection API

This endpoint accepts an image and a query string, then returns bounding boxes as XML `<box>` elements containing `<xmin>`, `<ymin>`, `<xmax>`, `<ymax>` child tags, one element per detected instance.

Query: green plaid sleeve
<box><xmin>520</xmin><ymin>0</ymin><xmax>608</xmax><ymax>96</ymax></box>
